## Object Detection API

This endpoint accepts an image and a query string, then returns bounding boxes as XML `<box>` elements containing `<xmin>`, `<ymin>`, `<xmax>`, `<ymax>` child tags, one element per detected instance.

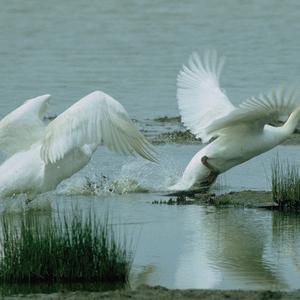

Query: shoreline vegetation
<box><xmin>272</xmin><ymin>158</ymin><xmax>300</xmax><ymax>212</ymax></box>
<box><xmin>0</xmin><ymin>211</ymin><xmax>132</xmax><ymax>286</ymax></box>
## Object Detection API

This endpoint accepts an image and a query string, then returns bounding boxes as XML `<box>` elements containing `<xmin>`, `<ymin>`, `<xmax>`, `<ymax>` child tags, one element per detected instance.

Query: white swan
<box><xmin>168</xmin><ymin>50</ymin><xmax>300</xmax><ymax>195</ymax></box>
<box><xmin>0</xmin><ymin>91</ymin><xmax>157</xmax><ymax>199</ymax></box>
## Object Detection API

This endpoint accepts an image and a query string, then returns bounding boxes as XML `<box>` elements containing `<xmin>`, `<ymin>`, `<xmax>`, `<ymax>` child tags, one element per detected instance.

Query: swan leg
<box><xmin>165</xmin><ymin>156</ymin><xmax>220</xmax><ymax>197</ymax></box>
<box><xmin>200</xmin><ymin>172</ymin><xmax>218</xmax><ymax>188</ymax></box>
<box><xmin>200</xmin><ymin>155</ymin><xmax>220</xmax><ymax>189</ymax></box>
<box><xmin>201</xmin><ymin>155</ymin><xmax>220</xmax><ymax>175</ymax></box>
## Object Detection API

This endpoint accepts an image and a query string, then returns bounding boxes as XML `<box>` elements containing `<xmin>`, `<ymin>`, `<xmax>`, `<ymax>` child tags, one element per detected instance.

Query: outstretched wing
<box><xmin>206</xmin><ymin>85</ymin><xmax>300</xmax><ymax>136</ymax></box>
<box><xmin>0</xmin><ymin>94</ymin><xmax>50</xmax><ymax>156</ymax></box>
<box><xmin>177</xmin><ymin>50</ymin><xmax>235</xmax><ymax>143</ymax></box>
<box><xmin>40</xmin><ymin>91</ymin><xmax>157</xmax><ymax>164</ymax></box>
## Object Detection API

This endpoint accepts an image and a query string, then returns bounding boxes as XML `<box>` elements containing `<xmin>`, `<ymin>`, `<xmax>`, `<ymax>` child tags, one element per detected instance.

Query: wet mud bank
<box><xmin>202</xmin><ymin>190</ymin><xmax>276</xmax><ymax>208</ymax></box>
<box><xmin>4</xmin><ymin>285</ymin><xmax>300</xmax><ymax>300</ymax></box>
<box><xmin>155</xmin><ymin>190</ymin><xmax>277</xmax><ymax>208</ymax></box>
<box><xmin>146</xmin><ymin>116</ymin><xmax>300</xmax><ymax>145</ymax></box>
<box><xmin>150</xmin><ymin>130</ymin><xmax>300</xmax><ymax>145</ymax></box>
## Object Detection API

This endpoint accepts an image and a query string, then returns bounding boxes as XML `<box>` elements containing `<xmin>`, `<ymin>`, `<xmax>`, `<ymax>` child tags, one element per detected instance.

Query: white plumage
<box><xmin>0</xmin><ymin>91</ymin><xmax>156</xmax><ymax>199</ymax></box>
<box><xmin>169</xmin><ymin>51</ymin><xmax>300</xmax><ymax>194</ymax></box>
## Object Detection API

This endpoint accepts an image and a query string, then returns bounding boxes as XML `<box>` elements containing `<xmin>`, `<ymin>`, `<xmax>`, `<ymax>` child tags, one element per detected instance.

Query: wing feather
<box><xmin>0</xmin><ymin>94</ymin><xmax>50</xmax><ymax>156</ymax></box>
<box><xmin>206</xmin><ymin>85</ymin><xmax>300</xmax><ymax>135</ymax></box>
<box><xmin>177</xmin><ymin>50</ymin><xmax>235</xmax><ymax>142</ymax></box>
<box><xmin>41</xmin><ymin>91</ymin><xmax>157</xmax><ymax>164</ymax></box>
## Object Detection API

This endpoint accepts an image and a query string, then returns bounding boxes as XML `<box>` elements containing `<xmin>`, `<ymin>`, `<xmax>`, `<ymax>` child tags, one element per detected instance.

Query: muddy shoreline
<box><xmin>199</xmin><ymin>190</ymin><xmax>276</xmax><ymax>208</ymax></box>
<box><xmin>150</xmin><ymin>130</ymin><xmax>300</xmax><ymax>145</ymax></box>
<box><xmin>154</xmin><ymin>190</ymin><xmax>277</xmax><ymax>208</ymax></box>
<box><xmin>148</xmin><ymin>116</ymin><xmax>300</xmax><ymax>145</ymax></box>
<box><xmin>5</xmin><ymin>285</ymin><xmax>300</xmax><ymax>299</ymax></box>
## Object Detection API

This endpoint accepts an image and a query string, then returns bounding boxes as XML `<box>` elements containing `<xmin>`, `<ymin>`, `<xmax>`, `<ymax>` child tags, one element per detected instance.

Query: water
<box><xmin>1</xmin><ymin>0</ymin><xmax>300</xmax><ymax>292</ymax></box>
<box><xmin>1</xmin><ymin>0</ymin><xmax>300</xmax><ymax>119</ymax></box>
<box><xmin>1</xmin><ymin>145</ymin><xmax>300</xmax><ymax>291</ymax></box>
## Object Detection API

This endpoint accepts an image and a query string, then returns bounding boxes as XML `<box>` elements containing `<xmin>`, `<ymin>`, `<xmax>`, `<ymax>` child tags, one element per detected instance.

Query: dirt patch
<box><xmin>4</xmin><ymin>285</ymin><xmax>300</xmax><ymax>300</ymax></box>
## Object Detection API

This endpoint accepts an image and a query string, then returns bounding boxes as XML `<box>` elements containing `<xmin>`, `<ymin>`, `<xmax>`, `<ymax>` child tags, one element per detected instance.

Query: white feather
<box><xmin>0</xmin><ymin>91</ymin><xmax>156</xmax><ymax>199</ymax></box>
<box><xmin>177</xmin><ymin>50</ymin><xmax>235</xmax><ymax>142</ymax></box>
<box><xmin>170</xmin><ymin>51</ymin><xmax>300</xmax><ymax>194</ymax></box>
<box><xmin>40</xmin><ymin>91</ymin><xmax>157</xmax><ymax>164</ymax></box>
<box><xmin>0</xmin><ymin>94</ymin><xmax>50</xmax><ymax>156</ymax></box>
<box><xmin>206</xmin><ymin>85</ymin><xmax>300</xmax><ymax>136</ymax></box>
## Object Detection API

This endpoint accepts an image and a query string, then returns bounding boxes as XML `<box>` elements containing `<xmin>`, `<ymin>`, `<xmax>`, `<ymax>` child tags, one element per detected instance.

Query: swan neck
<box><xmin>283</xmin><ymin>106</ymin><xmax>300</xmax><ymax>135</ymax></box>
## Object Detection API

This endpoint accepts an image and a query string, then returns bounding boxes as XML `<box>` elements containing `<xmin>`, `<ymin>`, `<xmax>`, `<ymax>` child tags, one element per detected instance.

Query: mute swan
<box><xmin>0</xmin><ymin>91</ymin><xmax>157</xmax><ymax>199</ymax></box>
<box><xmin>168</xmin><ymin>50</ymin><xmax>300</xmax><ymax>195</ymax></box>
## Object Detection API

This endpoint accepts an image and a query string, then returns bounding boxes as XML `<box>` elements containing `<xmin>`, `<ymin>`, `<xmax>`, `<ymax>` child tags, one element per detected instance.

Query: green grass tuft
<box><xmin>0</xmin><ymin>211</ymin><xmax>133</xmax><ymax>284</ymax></box>
<box><xmin>271</xmin><ymin>158</ymin><xmax>300</xmax><ymax>212</ymax></box>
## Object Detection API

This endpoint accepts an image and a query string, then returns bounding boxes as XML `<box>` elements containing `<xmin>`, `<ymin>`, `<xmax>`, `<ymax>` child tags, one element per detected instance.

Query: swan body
<box><xmin>0</xmin><ymin>91</ymin><xmax>156</xmax><ymax>199</ymax></box>
<box><xmin>169</xmin><ymin>51</ymin><xmax>300</xmax><ymax>193</ymax></box>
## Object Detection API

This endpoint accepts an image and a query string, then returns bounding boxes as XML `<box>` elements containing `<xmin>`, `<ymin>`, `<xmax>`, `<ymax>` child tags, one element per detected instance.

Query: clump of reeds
<box><xmin>0</xmin><ymin>211</ymin><xmax>132</xmax><ymax>284</ymax></box>
<box><xmin>271</xmin><ymin>158</ymin><xmax>300</xmax><ymax>212</ymax></box>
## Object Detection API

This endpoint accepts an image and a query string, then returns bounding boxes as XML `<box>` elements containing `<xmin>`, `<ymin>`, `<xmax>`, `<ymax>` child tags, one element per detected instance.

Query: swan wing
<box><xmin>177</xmin><ymin>50</ymin><xmax>236</xmax><ymax>142</ymax></box>
<box><xmin>206</xmin><ymin>85</ymin><xmax>300</xmax><ymax>135</ymax></box>
<box><xmin>41</xmin><ymin>91</ymin><xmax>157</xmax><ymax>164</ymax></box>
<box><xmin>0</xmin><ymin>94</ymin><xmax>50</xmax><ymax>155</ymax></box>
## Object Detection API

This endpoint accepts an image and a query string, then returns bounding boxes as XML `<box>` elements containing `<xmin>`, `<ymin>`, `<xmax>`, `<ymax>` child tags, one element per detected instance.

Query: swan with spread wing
<box><xmin>168</xmin><ymin>51</ymin><xmax>300</xmax><ymax>195</ymax></box>
<box><xmin>0</xmin><ymin>91</ymin><xmax>157</xmax><ymax>199</ymax></box>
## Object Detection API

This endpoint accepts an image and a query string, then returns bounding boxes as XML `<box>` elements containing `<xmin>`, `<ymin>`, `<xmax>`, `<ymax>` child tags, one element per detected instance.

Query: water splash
<box><xmin>56</xmin><ymin>153</ymin><xmax>182</xmax><ymax>196</ymax></box>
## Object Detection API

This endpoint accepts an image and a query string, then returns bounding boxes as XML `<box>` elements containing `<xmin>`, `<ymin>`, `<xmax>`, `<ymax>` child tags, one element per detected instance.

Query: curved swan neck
<box><xmin>282</xmin><ymin>106</ymin><xmax>300</xmax><ymax>135</ymax></box>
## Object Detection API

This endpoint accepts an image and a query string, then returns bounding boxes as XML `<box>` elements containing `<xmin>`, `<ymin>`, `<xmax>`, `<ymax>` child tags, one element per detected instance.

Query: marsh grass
<box><xmin>0</xmin><ymin>211</ymin><xmax>133</xmax><ymax>284</ymax></box>
<box><xmin>272</xmin><ymin>158</ymin><xmax>300</xmax><ymax>212</ymax></box>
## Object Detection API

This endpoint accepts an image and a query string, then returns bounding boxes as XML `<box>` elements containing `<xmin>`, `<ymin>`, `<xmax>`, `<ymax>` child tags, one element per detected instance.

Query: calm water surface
<box><xmin>1</xmin><ymin>0</ymin><xmax>300</xmax><ymax>292</ymax></box>
<box><xmin>1</xmin><ymin>0</ymin><xmax>300</xmax><ymax>119</ymax></box>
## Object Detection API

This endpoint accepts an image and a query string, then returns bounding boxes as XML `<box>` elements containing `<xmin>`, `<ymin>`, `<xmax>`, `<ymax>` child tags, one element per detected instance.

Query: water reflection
<box><xmin>165</xmin><ymin>207</ymin><xmax>300</xmax><ymax>290</ymax></box>
<box><xmin>269</xmin><ymin>212</ymin><xmax>300</xmax><ymax>289</ymax></box>
<box><xmin>1</xmin><ymin>145</ymin><xmax>300</xmax><ymax>291</ymax></box>
<box><xmin>0</xmin><ymin>194</ymin><xmax>300</xmax><ymax>291</ymax></box>
<box><xmin>203</xmin><ymin>209</ymin><xmax>282</xmax><ymax>289</ymax></box>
